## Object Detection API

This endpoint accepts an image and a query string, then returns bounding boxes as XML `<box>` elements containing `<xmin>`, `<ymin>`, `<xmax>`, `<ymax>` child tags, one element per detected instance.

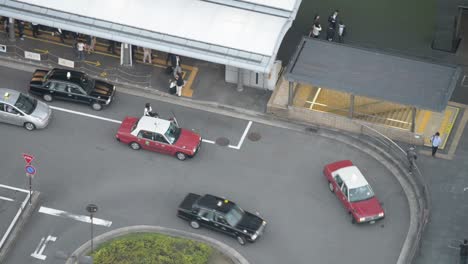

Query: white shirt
<box><xmin>77</xmin><ymin>42</ymin><xmax>85</xmax><ymax>51</ymax></box>
<box><xmin>338</xmin><ymin>24</ymin><xmax>345</xmax><ymax>36</ymax></box>
<box><xmin>312</xmin><ymin>24</ymin><xmax>322</xmax><ymax>36</ymax></box>
<box><xmin>144</xmin><ymin>106</ymin><xmax>152</xmax><ymax>116</ymax></box>
<box><xmin>431</xmin><ymin>135</ymin><xmax>442</xmax><ymax>147</ymax></box>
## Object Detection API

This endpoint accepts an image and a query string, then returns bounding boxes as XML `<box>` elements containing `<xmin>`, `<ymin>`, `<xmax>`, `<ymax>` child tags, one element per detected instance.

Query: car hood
<box><xmin>351</xmin><ymin>197</ymin><xmax>383</xmax><ymax>217</ymax></box>
<box><xmin>90</xmin><ymin>81</ymin><xmax>114</xmax><ymax>98</ymax></box>
<box><xmin>175</xmin><ymin>129</ymin><xmax>201</xmax><ymax>149</ymax></box>
<box><xmin>30</xmin><ymin>100</ymin><xmax>51</xmax><ymax>121</ymax></box>
<box><xmin>235</xmin><ymin>211</ymin><xmax>264</xmax><ymax>232</ymax></box>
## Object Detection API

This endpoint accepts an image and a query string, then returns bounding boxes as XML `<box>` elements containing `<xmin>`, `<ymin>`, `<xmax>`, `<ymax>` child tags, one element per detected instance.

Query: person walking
<box><xmin>17</xmin><ymin>20</ymin><xmax>25</xmax><ymax>40</ymax></box>
<box><xmin>76</xmin><ymin>40</ymin><xmax>85</xmax><ymax>60</ymax></box>
<box><xmin>406</xmin><ymin>146</ymin><xmax>417</xmax><ymax>172</ymax></box>
<box><xmin>430</xmin><ymin>132</ymin><xmax>442</xmax><ymax>157</ymax></box>
<box><xmin>328</xmin><ymin>10</ymin><xmax>339</xmax><ymax>29</ymax></box>
<box><xmin>460</xmin><ymin>239</ymin><xmax>468</xmax><ymax>264</ymax></box>
<box><xmin>143</xmin><ymin>47</ymin><xmax>152</xmax><ymax>64</ymax></box>
<box><xmin>175</xmin><ymin>73</ymin><xmax>185</xmax><ymax>97</ymax></box>
<box><xmin>337</xmin><ymin>21</ymin><xmax>346</xmax><ymax>43</ymax></box>
<box><xmin>31</xmin><ymin>22</ymin><xmax>40</xmax><ymax>38</ymax></box>
<box><xmin>143</xmin><ymin>103</ymin><xmax>158</xmax><ymax>117</ymax></box>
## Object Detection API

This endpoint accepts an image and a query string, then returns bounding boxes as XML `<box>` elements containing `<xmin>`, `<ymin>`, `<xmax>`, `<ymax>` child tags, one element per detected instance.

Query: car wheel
<box><xmin>237</xmin><ymin>236</ymin><xmax>246</xmax><ymax>245</ymax></box>
<box><xmin>24</xmin><ymin>122</ymin><xmax>36</xmax><ymax>131</ymax></box>
<box><xmin>328</xmin><ymin>182</ymin><xmax>334</xmax><ymax>192</ymax></box>
<box><xmin>350</xmin><ymin>213</ymin><xmax>357</xmax><ymax>224</ymax></box>
<box><xmin>129</xmin><ymin>142</ymin><xmax>141</xmax><ymax>150</ymax></box>
<box><xmin>91</xmin><ymin>102</ymin><xmax>102</xmax><ymax>111</ymax></box>
<box><xmin>176</xmin><ymin>152</ymin><xmax>187</xmax><ymax>161</ymax></box>
<box><xmin>190</xmin><ymin>220</ymin><xmax>200</xmax><ymax>229</ymax></box>
<box><xmin>43</xmin><ymin>94</ymin><xmax>53</xmax><ymax>102</ymax></box>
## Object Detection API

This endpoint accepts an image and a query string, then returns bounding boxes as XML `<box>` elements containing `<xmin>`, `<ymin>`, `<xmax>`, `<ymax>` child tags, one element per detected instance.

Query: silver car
<box><xmin>0</xmin><ymin>88</ymin><xmax>52</xmax><ymax>130</ymax></box>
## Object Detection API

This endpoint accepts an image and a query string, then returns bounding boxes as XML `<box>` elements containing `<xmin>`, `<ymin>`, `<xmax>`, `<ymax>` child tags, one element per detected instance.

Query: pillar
<box><xmin>288</xmin><ymin>81</ymin><xmax>293</xmax><ymax>106</ymax></box>
<box><xmin>120</xmin><ymin>43</ymin><xmax>132</xmax><ymax>67</ymax></box>
<box><xmin>349</xmin><ymin>94</ymin><xmax>355</xmax><ymax>118</ymax></box>
<box><xmin>411</xmin><ymin>107</ymin><xmax>417</xmax><ymax>133</ymax></box>
<box><xmin>236</xmin><ymin>68</ymin><xmax>244</xmax><ymax>92</ymax></box>
<box><xmin>8</xmin><ymin>18</ymin><xmax>15</xmax><ymax>42</ymax></box>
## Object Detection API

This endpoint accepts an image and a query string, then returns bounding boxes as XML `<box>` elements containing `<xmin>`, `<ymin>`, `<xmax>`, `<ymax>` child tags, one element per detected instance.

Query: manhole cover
<box><xmin>247</xmin><ymin>132</ymin><xmax>261</xmax><ymax>141</ymax></box>
<box><xmin>215</xmin><ymin>137</ymin><xmax>230</xmax><ymax>146</ymax></box>
<box><xmin>305</xmin><ymin>127</ymin><xmax>318</xmax><ymax>133</ymax></box>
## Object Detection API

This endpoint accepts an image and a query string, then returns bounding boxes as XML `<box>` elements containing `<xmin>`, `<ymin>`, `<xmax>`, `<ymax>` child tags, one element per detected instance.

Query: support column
<box><xmin>349</xmin><ymin>94</ymin><xmax>355</xmax><ymax>118</ymax></box>
<box><xmin>8</xmin><ymin>18</ymin><xmax>15</xmax><ymax>42</ymax></box>
<box><xmin>288</xmin><ymin>81</ymin><xmax>293</xmax><ymax>106</ymax></box>
<box><xmin>120</xmin><ymin>43</ymin><xmax>132</xmax><ymax>67</ymax></box>
<box><xmin>236</xmin><ymin>68</ymin><xmax>244</xmax><ymax>92</ymax></box>
<box><xmin>411</xmin><ymin>107</ymin><xmax>417</xmax><ymax>133</ymax></box>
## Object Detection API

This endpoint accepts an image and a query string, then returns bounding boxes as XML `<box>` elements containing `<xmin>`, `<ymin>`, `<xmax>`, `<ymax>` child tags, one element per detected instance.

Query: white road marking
<box><xmin>31</xmin><ymin>235</ymin><xmax>57</xmax><ymax>260</ymax></box>
<box><xmin>202</xmin><ymin>139</ymin><xmax>215</xmax><ymax>144</ymax></box>
<box><xmin>0</xmin><ymin>195</ymin><xmax>14</xmax><ymax>202</ymax></box>
<box><xmin>464</xmin><ymin>187</ymin><xmax>468</xmax><ymax>191</ymax></box>
<box><xmin>0</xmin><ymin>183</ymin><xmax>30</xmax><ymax>193</ymax></box>
<box><xmin>38</xmin><ymin>206</ymin><xmax>112</xmax><ymax>227</ymax></box>
<box><xmin>49</xmin><ymin>106</ymin><xmax>122</xmax><ymax>124</ymax></box>
<box><xmin>229</xmin><ymin>121</ymin><xmax>252</xmax><ymax>150</ymax></box>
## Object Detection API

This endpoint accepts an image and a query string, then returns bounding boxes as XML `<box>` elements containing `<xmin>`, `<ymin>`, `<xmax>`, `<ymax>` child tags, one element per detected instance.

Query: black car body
<box><xmin>177</xmin><ymin>193</ymin><xmax>267</xmax><ymax>245</ymax></box>
<box><xmin>29</xmin><ymin>68</ymin><xmax>115</xmax><ymax>110</ymax></box>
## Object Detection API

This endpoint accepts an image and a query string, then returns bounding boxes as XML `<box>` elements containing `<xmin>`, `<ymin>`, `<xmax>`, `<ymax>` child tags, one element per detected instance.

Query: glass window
<box><xmin>164</xmin><ymin>121</ymin><xmax>181</xmax><ymax>144</ymax></box>
<box><xmin>341</xmin><ymin>184</ymin><xmax>348</xmax><ymax>198</ymax></box>
<box><xmin>14</xmin><ymin>93</ymin><xmax>37</xmax><ymax>115</ymax></box>
<box><xmin>215</xmin><ymin>214</ymin><xmax>228</xmax><ymax>225</ymax></box>
<box><xmin>154</xmin><ymin>134</ymin><xmax>168</xmax><ymax>144</ymax></box>
<box><xmin>137</xmin><ymin>130</ymin><xmax>154</xmax><ymax>140</ymax></box>
<box><xmin>335</xmin><ymin>175</ymin><xmax>344</xmax><ymax>188</ymax></box>
<box><xmin>69</xmin><ymin>85</ymin><xmax>84</xmax><ymax>95</ymax></box>
<box><xmin>225</xmin><ymin>205</ymin><xmax>245</xmax><ymax>227</ymax></box>
<box><xmin>349</xmin><ymin>185</ymin><xmax>375</xmax><ymax>202</ymax></box>
<box><xmin>51</xmin><ymin>82</ymin><xmax>67</xmax><ymax>92</ymax></box>
<box><xmin>198</xmin><ymin>209</ymin><xmax>214</xmax><ymax>221</ymax></box>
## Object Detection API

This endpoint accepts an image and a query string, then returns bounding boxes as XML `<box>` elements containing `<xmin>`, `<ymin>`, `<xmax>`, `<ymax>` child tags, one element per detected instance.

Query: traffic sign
<box><xmin>22</xmin><ymin>153</ymin><xmax>35</xmax><ymax>164</ymax></box>
<box><xmin>25</xmin><ymin>165</ymin><xmax>36</xmax><ymax>176</ymax></box>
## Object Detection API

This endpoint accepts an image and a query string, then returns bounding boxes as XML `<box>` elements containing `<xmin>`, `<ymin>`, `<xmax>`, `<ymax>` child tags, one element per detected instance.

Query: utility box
<box><xmin>225</xmin><ymin>60</ymin><xmax>282</xmax><ymax>91</ymax></box>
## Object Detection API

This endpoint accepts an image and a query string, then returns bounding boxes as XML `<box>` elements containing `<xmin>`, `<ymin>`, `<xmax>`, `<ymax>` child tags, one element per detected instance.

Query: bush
<box><xmin>91</xmin><ymin>233</ymin><xmax>213</xmax><ymax>264</ymax></box>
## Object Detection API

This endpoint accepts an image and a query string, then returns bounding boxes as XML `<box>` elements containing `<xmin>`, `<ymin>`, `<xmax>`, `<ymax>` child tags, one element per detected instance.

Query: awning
<box><xmin>285</xmin><ymin>37</ymin><xmax>461</xmax><ymax>112</ymax></box>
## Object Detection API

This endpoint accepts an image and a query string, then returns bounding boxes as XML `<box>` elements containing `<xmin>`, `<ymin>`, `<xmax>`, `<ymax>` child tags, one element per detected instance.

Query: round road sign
<box><xmin>25</xmin><ymin>165</ymin><xmax>36</xmax><ymax>176</ymax></box>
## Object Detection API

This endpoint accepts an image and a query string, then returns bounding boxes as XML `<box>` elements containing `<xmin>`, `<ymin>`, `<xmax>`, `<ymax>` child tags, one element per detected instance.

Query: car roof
<box><xmin>197</xmin><ymin>194</ymin><xmax>236</xmax><ymax>214</ymax></box>
<box><xmin>333</xmin><ymin>165</ymin><xmax>369</xmax><ymax>189</ymax></box>
<box><xmin>136</xmin><ymin>116</ymin><xmax>171</xmax><ymax>135</ymax></box>
<box><xmin>48</xmin><ymin>68</ymin><xmax>86</xmax><ymax>86</ymax></box>
<box><xmin>0</xmin><ymin>88</ymin><xmax>20</xmax><ymax>104</ymax></box>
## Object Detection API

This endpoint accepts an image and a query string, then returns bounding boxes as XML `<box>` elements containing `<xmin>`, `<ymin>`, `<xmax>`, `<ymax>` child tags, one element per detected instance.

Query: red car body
<box><xmin>115</xmin><ymin>116</ymin><xmax>201</xmax><ymax>160</ymax></box>
<box><xmin>323</xmin><ymin>160</ymin><xmax>385</xmax><ymax>224</ymax></box>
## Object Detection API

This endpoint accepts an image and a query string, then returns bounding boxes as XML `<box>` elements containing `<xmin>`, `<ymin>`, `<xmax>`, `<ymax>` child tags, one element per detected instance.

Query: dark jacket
<box><xmin>461</xmin><ymin>243</ymin><xmax>468</xmax><ymax>256</ymax></box>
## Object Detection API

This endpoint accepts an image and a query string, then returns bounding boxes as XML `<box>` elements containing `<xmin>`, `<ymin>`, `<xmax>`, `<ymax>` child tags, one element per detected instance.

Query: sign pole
<box><xmin>28</xmin><ymin>173</ymin><xmax>32</xmax><ymax>205</ymax></box>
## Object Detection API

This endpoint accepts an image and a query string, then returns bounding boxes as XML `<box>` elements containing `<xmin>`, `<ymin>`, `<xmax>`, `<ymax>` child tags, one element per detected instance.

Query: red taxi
<box><xmin>115</xmin><ymin>115</ymin><xmax>201</xmax><ymax>161</ymax></box>
<box><xmin>324</xmin><ymin>160</ymin><xmax>385</xmax><ymax>224</ymax></box>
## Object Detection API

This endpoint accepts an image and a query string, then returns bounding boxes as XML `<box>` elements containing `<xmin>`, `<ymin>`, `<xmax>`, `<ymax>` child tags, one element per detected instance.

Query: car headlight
<box><xmin>251</xmin><ymin>231</ymin><xmax>259</xmax><ymax>240</ymax></box>
<box><xmin>378</xmin><ymin>212</ymin><xmax>384</xmax><ymax>217</ymax></box>
<box><xmin>359</xmin><ymin>217</ymin><xmax>366</xmax><ymax>222</ymax></box>
<box><xmin>193</xmin><ymin>147</ymin><xmax>197</xmax><ymax>152</ymax></box>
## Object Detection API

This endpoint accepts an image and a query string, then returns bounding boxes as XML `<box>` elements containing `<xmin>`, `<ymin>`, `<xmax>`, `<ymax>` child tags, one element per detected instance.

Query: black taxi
<box><xmin>177</xmin><ymin>193</ymin><xmax>267</xmax><ymax>245</ymax></box>
<box><xmin>29</xmin><ymin>68</ymin><xmax>115</xmax><ymax>111</ymax></box>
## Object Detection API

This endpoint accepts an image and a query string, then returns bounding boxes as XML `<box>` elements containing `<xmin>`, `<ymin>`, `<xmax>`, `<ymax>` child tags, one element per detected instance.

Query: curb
<box><xmin>65</xmin><ymin>225</ymin><xmax>249</xmax><ymax>264</ymax></box>
<box><xmin>0</xmin><ymin>191</ymin><xmax>40</xmax><ymax>263</ymax></box>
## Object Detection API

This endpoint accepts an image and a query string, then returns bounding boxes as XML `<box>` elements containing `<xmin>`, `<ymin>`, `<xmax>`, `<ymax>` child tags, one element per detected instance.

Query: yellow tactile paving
<box><xmin>422</xmin><ymin>106</ymin><xmax>459</xmax><ymax>149</ymax></box>
<box><xmin>415</xmin><ymin>110</ymin><xmax>432</xmax><ymax>134</ymax></box>
<box><xmin>292</xmin><ymin>84</ymin><xmax>313</xmax><ymax>107</ymax></box>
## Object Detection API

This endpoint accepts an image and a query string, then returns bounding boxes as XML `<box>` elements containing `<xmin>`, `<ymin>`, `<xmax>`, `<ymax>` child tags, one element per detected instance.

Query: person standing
<box><xmin>143</xmin><ymin>47</ymin><xmax>152</xmax><ymax>64</ymax></box>
<box><xmin>460</xmin><ymin>239</ymin><xmax>468</xmax><ymax>264</ymax></box>
<box><xmin>326</xmin><ymin>25</ymin><xmax>335</xmax><ymax>41</ymax></box>
<box><xmin>144</xmin><ymin>103</ymin><xmax>158</xmax><ymax>117</ymax></box>
<box><xmin>328</xmin><ymin>10</ymin><xmax>339</xmax><ymax>29</ymax></box>
<box><xmin>17</xmin><ymin>20</ymin><xmax>25</xmax><ymax>40</ymax></box>
<box><xmin>175</xmin><ymin>73</ymin><xmax>185</xmax><ymax>97</ymax></box>
<box><xmin>310</xmin><ymin>21</ymin><xmax>322</xmax><ymax>38</ymax></box>
<box><xmin>337</xmin><ymin>21</ymin><xmax>346</xmax><ymax>43</ymax></box>
<box><xmin>31</xmin><ymin>22</ymin><xmax>40</xmax><ymax>38</ymax></box>
<box><xmin>406</xmin><ymin>146</ymin><xmax>417</xmax><ymax>172</ymax></box>
<box><xmin>87</xmin><ymin>36</ymin><xmax>96</xmax><ymax>54</ymax></box>
<box><xmin>76</xmin><ymin>40</ymin><xmax>85</xmax><ymax>60</ymax></box>
<box><xmin>430</xmin><ymin>132</ymin><xmax>442</xmax><ymax>157</ymax></box>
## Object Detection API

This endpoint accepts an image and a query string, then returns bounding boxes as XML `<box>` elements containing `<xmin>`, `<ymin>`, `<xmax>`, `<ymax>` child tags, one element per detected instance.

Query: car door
<box><xmin>197</xmin><ymin>208</ymin><xmax>216</xmax><ymax>229</ymax></box>
<box><xmin>48</xmin><ymin>81</ymin><xmax>68</xmax><ymax>100</ymax></box>
<box><xmin>333</xmin><ymin>174</ymin><xmax>348</xmax><ymax>206</ymax></box>
<box><xmin>154</xmin><ymin>133</ymin><xmax>173</xmax><ymax>155</ymax></box>
<box><xmin>0</xmin><ymin>103</ymin><xmax>24</xmax><ymax>126</ymax></box>
<box><xmin>68</xmin><ymin>84</ymin><xmax>88</xmax><ymax>103</ymax></box>
<box><xmin>339</xmin><ymin>183</ymin><xmax>352</xmax><ymax>211</ymax></box>
<box><xmin>213</xmin><ymin>213</ymin><xmax>233</xmax><ymax>236</ymax></box>
<box><xmin>136</xmin><ymin>130</ymin><xmax>159</xmax><ymax>152</ymax></box>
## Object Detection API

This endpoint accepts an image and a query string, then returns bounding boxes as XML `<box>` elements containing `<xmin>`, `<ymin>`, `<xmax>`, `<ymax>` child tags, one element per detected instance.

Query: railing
<box><xmin>357</xmin><ymin>123</ymin><xmax>430</xmax><ymax>264</ymax></box>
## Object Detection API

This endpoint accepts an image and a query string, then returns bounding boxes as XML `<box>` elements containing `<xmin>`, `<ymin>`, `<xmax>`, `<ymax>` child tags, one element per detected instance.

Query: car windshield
<box><xmin>14</xmin><ymin>93</ymin><xmax>37</xmax><ymax>115</ymax></box>
<box><xmin>349</xmin><ymin>185</ymin><xmax>374</xmax><ymax>202</ymax></box>
<box><xmin>81</xmin><ymin>74</ymin><xmax>94</xmax><ymax>93</ymax></box>
<box><xmin>164</xmin><ymin>121</ymin><xmax>181</xmax><ymax>144</ymax></box>
<box><xmin>225</xmin><ymin>204</ymin><xmax>245</xmax><ymax>227</ymax></box>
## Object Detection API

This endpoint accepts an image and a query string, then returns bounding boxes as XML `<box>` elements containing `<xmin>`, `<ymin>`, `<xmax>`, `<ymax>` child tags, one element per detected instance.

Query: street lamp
<box><xmin>86</xmin><ymin>204</ymin><xmax>98</xmax><ymax>254</ymax></box>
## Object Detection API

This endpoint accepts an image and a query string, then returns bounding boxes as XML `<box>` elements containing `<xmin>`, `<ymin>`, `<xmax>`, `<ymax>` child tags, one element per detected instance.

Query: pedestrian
<box><xmin>172</xmin><ymin>55</ymin><xmax>182</xmax><ymax>78</ymax></box>
<box><xmin>328</xmin><ymin>10</ymin><xmax>339</xmax><ymax>29</ymax></box>
<box><xmin>143</xmin><ymin>47</ymin><xmax>152</xmax><ymax>64</ymax></box>
<box><xmin>430</xmin><ymin>132</ymin><xmax>442</xmax><ymax>157</ymax></box>
<box><xmin>87</xmin><ymin>36</ymin><xmax>96</xmax><ymax>54</ymax></box>
<box><xmin>143</xmin><ymin>103</ymin><xmax>158</xmax><ymax>117</ymax></box>
<box><xmin>310</xmin><ymin>21</ymin><xmax>322</xmax><ymax>38</ymax></box>
<box><xmin>326</xmin><ymin>26</ymin><xmax>335</xmax><ymax>41</ymax></box>
<box><xmin>76</xmin><ymin>40</ymin><xmax>85</xmax><ymax>60</ymax></box>
<box><xmin>406</xmin><ymin>146</ymin><xmax>417</xmax><ymax>172</ymax></box>
<box><xmin>55</xmin><ymin>28</ymin><xmax>65</xmax><ymax>43</ymax></box>
<box><xmin>337</xmin><ymin>21</ymin><xmax>346</xmax><ymax>43</ymax></box>
<box><xmin>2</xmin><ymin>17</ymin><xmax>8</xmax><ymax>32</ymax></box>
<box><xmin>175</xmin><ymin>73</ymin><xmax>185</xmax><ymax>97</ymax></box>
<box><xmin>17</xmin><ymin>20</ymin><xmax>25</xmax><ymax>40</ymax></box>
<box><xmin>107</xmin><ymin>40</ymin><xmax>116</xmax><ymax>54</ymax></box>
<box><xmin>460</xmin><ymin>239</ymin><xmax>468</xmax><ymax>264</ymax></box>
<box><xmin>31</xmin><ymin>22</ymin><xmax>40</xmax><ymax>38</ymax></box>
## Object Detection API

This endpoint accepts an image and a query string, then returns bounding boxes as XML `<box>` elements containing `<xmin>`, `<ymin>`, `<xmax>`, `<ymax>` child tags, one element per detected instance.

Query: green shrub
<box><xmin>91</xmin><ymin>233</ymin><xmax>213</xmax><ymax>264</ymax></box>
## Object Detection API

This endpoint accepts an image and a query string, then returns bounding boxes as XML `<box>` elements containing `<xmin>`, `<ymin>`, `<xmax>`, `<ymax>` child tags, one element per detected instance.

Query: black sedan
<box><xmin>177</xmin><ymin>193</ymin><xmax>267</xmax><ymax>245</ymax></box>
<box><xmin>29</xmin><ymin>68</ymin><xmax>115</xmax><ymax>110</ymax></box>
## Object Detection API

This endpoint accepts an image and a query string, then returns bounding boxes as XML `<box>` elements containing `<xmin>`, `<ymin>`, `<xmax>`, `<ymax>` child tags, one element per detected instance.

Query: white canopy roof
<box><xmin>0</xmin><ymin>0</ymin><xmax>302</xmax><ymax>73</ymax></box>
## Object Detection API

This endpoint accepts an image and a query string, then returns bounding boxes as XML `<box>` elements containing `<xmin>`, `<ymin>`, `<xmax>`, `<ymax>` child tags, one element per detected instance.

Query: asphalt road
<box><xmin>0</xmin><ymin>66</ymin><xmax>409</xmax><ymax>264</ymax></box>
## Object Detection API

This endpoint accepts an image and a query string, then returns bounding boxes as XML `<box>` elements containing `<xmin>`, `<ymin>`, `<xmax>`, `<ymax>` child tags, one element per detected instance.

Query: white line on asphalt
<box><xmin>202</xmin><ymin>139</ymin><xmax>215</xmax><ymax>144</ymax></box>
<box><xmin>228</xmin><ymin>121</ymin><xmax>252</xmax><ymax>150</ymax></box>
<box><xmin>0</xmin><ymin>183</ymin><xmax>30</xmax><ymax>193</ymax></box>
<box><xmin>49</xmin><ymin>106</ymin><xmax>122</xmax><ymax>124</ymax></box>
<box><xmin>38</xmin><ymin>206</ymin><xmax>112</xmax><ymax>227</ymax></box>
<box><xmin>31</xmin><ymin>237</ymin><xmax>46</xmax><ymax>260</ymax></box>
<box><xmin>0</xmin><ymin>195</ymin><xmax>14</xmax><ymax>202</ymax></box>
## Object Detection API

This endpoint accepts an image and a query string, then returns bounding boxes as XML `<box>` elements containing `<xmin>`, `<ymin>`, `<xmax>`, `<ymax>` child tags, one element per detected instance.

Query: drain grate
<box><xmin>247</xmin><ymin>132</ymin><xmax>261</xmax><ymax>142</ymax></box>
<box><xmin>215</xmin><ymin>137</ymin><xmax>230</xmax><ymax>146</ymax></box>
